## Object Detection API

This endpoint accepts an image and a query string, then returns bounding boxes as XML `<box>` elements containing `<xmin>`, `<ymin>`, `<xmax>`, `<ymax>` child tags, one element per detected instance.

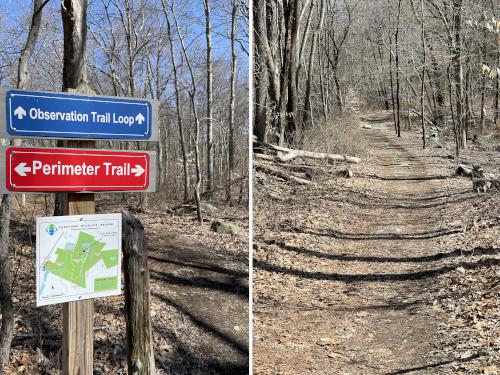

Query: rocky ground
<box><xmin>4</xmin><ymin>195</ymin><xmax>249</xmax><ymax>374</ymax></box>
<box><xmin>253</xmin><ymin>113</ymin><xmax>499</xmax><ymax>374</ymax></box>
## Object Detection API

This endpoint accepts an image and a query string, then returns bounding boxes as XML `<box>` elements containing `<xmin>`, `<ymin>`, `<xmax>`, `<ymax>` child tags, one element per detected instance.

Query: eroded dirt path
<box><xmin>253</xmin><ymin>116</ymin><xmax>499</xmax><ymax>374</ymax></box>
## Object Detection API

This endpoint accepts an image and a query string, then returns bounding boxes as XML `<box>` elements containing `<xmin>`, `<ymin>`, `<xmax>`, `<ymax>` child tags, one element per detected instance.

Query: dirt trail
<box><xmin>253</xmin><ymin>115</ymin><xmax>499</xmax><ymax>374</ymax></box>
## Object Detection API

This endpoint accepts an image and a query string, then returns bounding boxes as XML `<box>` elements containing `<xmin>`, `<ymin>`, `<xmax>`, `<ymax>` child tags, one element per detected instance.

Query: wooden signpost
<box><xmin>1</xmin><ymin>88</ymin><xmax>158</xmax><ymax>374</ymax></box>
<box><xmin>64</xmin><ymin>174</ymin><xmax>95</xmax><ymax>374</ymax></box>
<box><xmin>0</xmin><ymin>2</ymin><xmax>157</xmax><ymax>373</ymax></box>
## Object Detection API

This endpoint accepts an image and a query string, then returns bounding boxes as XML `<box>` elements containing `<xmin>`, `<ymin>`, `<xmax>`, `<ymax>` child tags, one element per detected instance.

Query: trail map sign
<box><xmin>36</xmin><ymin>213</ymin><xmax>122</xmax><ymax>306</ymax></box>
<box><xmin>0</xmin><ymin>146</ymin><xmax>157</xmax><ymax>193</ymax></box>
<box><xmin>0</xmin><ymin>88</ymin><xmax>158</xmax><ymax>141</ymax></box>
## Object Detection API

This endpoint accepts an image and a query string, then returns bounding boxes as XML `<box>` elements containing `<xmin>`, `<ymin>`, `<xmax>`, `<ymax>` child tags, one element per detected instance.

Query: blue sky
<box><xmin>0</xmin><ymin>0</ymin><xmax>248</xmax><ymax>69</ymax></box>
<box><xmin>0</xmin><ymin>0</ymin><xmax>249</xmax><ymax>106</ymax></box>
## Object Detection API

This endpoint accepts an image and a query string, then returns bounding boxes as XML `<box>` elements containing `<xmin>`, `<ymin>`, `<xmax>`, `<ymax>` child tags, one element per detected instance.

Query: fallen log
<box><xmin>272</xmin><ymin>163</ymin><xmax>326</xmax><ymax>175</ymax></box>
<box><xmin>254</xmin><ymin>161</ymin><xmax>312</xmax><ymax>185</ymax></box>
<box><xmin>172</xmin><ymin>175</ymin><xmax>247</xmax><ymax>211</ymax></box>
<box><xmin>254</xmin><ymin>153</ymin><xmax>331</xmax><ymax>174</ymax></box>
<box><xmin>456</xmin><ymin>164</ymin><xmax>500</xmax><ymax>180</ymax></box>
<box><xmin>457</xmin><ymin>164</ymin><xmax>500</xmax><ymax>193</ymax></box>
<box><xmin>456</xmin><ymin>164</ymin><xmax>479</xmax><ymax>177</ymax></box>
<box><xmin>337</xmin><ymin>169</ymin><xmax>353</xmax><ymax>178</ymax></box>
<box><xmin>254</xmin><ymin>141</ymin><xmax>361</xmax><ymax>164</ymax></box>
<box><xmin>254</xmin><ymin>153</ymin><xmax>277</xmax><ymax>162</ymax></box>
<box><xmin>410</xmin><ymin>109</ymin><xmax>437</xmax><ymax>127</ymax></box>
<box><xmin>473</xmin><ymin>178</ymin><xmax>500</xmax><ymax>193</ymax></box>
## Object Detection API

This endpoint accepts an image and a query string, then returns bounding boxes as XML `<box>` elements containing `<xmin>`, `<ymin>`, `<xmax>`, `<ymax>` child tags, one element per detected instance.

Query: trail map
<box><xmin>36</xmin><ymin>213</ymin><xmax>122</xmax><ymax>306</ymax></box>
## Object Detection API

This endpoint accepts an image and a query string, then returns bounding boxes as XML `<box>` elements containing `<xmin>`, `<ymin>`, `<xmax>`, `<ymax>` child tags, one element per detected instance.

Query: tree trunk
<box><xmin>0</xmin><ymin>195</ymin><xmax>13</xmax><ymax>371</ymax></box>
<box><xmin>284</xmin><ymin>0</ymin><xmax>300</xmax><ymax>146</ymax></box>
<box><xmin>0</xmin><ymin>0</ymin><xmax>48</xmax><ymax>368</ymax></box>
<box><xmin>170</xmin><ymin>2</ymin><xmax>203</xmax><ymax>222</ymax></box>
<box><xmin>493</xmin><ymin>0</ymin><xmax>499</xmax><ymax>125</ymax></box>
<box><xmin>420</xmin><ymin>0</ymin><xmax>426</xmax><ymax>148</ymax></box>
<box><xmin>192</xmin><ymin>118</ymin><xmax>203</xmax><ymax>222</ymax></box>
<box><xmin>318</xmin><ymin>35</ymin><xmax>328</xmax><ymax>118</ymax></box>
<box><xmin>253</xmin><ymin>0</ymin><xmax>267</xmax><ymax>143</ymax></box>
<box><xmin>163</xmin><ymin>2</ymin><xmax>190</xmax><ymax>201</ymax></box>
<box><xmin>18</xmin><ymin>0</ymin><xmax>48</xmax><ymax>88</ymax></box>
<box><xmin>204</xmin><ymin>0</ymin><xmax>214</xmax><ymax>197</ymax></box>
<box><xmin>452</xmin><ymin>0</ymin><xmax>466</xmax><ymax>149</ymax></box>
<box><xmin>62</xmin><ymin>0</ymin><xmax>89</xmax><ymax>91</ymax></box>
<box><xmin>389</xmin><ymin>38</ymin><xmax>397</xmax><ymax>134</ymax></box>
<box><xmin>376</xmin><ymin>45</ymin><xmax>390</xmax><ymax>110</ymax></box>
<box><xmin>395</xmin><ymin>0</ymin><xmax>402</xmax><ymax>137</ymax></box>
<box><xmin>429</xmin><ymin>44</ymin><xmax>446</xmax><ymax>127</ymax></box>
<box><xmin>227</xmin><ymin>0</ymin><xmax>238</xmax><ymax>202</ymax></box>
<box><xmin>447</xmin><ymin>65</ymin><xmax>459</xmax><ymax>156</ymax></box>
<box><xmin>333</xmin><ymin>68</ymin><xmax>343</xmax><ymax>113</ymax></box>
<box><xmin>494</xmin><ymin>41</ymin><xmax>500</xmax><ymax>125</ymax></box>
<box><xmin>303</xmin><ymin>0</ymin><xmax>325</xmax><ymax>128</ymax></box>
<box><xmin>464</xmin><ymin>60</ymin><xmax>473</xmax><ymax>139</ymax></box>
<box><xmin>122</xmin><ymin>213</ymin><xmax>155</xmax><ymax>375</ymax></box>
<box><xmin>480</xmin><ymin>71</ymin><xmax>486</xmax><ymax>133</ymax></box>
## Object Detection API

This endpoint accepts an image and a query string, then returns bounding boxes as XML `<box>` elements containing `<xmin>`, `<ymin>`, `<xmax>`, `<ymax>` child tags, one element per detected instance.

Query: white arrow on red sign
<box><xmin>14</xmin><ymin>162</ymin><xmax>31</xmax><ymax>176</ymax></box>
<box><xmin>2</xmin><ymin>147</ymin><xmax>157</xmax><ymax>193</ymax></box>
<box><xmin>131</xmin><ymin>165</ymin><xmax>145</xmax><ymax>177</ymax></box>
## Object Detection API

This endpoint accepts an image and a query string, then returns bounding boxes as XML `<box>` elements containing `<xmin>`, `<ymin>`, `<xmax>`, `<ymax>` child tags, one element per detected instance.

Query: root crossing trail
<box><xmin>253</xmin><ymin>115</ymin><xmax>499</xmax><ymax>374</ymax></box>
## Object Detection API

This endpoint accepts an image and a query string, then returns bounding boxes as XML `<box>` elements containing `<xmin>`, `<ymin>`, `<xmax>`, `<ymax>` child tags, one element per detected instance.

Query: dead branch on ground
<box><xmin>254</xmin><ymin>141</ymin><xmax>361</xmax><ymax>164</ymax></box>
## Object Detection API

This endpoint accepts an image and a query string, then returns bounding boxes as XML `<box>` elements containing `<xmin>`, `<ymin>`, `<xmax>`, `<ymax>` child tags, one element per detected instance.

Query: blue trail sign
<box><xmin>0</xmin><ymin>88</ymin><xmax>158</xmax><ymax>141</ymax></box>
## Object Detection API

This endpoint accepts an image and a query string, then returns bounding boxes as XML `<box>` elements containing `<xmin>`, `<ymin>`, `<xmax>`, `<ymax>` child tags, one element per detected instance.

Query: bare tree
<box><xmin>169</xmin><ymin>0</ymin><xmax>203</xmax><ymax>221</ymax></box>
<box><xmin>452</xmin><ymin>0</ymin><xmax>466</xmax><ymax>151</ymax></box>
<box><xmin>420</xmin><ymin>0</ymin><xmax>426</xmax><ymax>148</ymax></box>
<box><xmin>0</xmin><ymin>195</ymin><xmax>13</xmax><ymax>370</ymax></box>
<box><xmin>62</xmin><ymin>0</ymin><xmax>90</xmax><ymax>91</ymax></box>
<box><xmin>302</xmin><ymin>0</ymin><xmax>325</xmax><ymax>128</ymax></box>
<box><xmin>227</xmin><ymin>0</ymin><xmax>239</xmax><ymax>202</ymax></box>
<box><xmin>204</xmin><ymin>0</ymin><xmax>214</xmax><ymax>197</ymax></box>
<box><xmin>0</xmin><ymin>0</ymin><xmax>49</xmax><ymax>368</ymax></box>
<box><xmin>162</xmin><ymin>1</ymin><xmax>191</xmax><ymax>201</ymax></box>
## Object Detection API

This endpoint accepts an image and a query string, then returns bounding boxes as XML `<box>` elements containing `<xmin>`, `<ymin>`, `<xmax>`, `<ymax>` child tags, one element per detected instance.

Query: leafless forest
<box><xmin>253</xmin><ymin>0</ymin><xmax>499</xmax><ymax>374</ymax></box>
<box><xmin>0</xmin><ymin>0</ymin><xmax>249</xmax><ymax>374</ymax></box>
<box><xmin>254</xmin><ymin>0</ymin><xmax>499</xmax><ymax>149</ymax></box>
<box><xmin>1</xmin><ymin>0</ymin><xmax>249</xmax><ymax>206</ymax></box>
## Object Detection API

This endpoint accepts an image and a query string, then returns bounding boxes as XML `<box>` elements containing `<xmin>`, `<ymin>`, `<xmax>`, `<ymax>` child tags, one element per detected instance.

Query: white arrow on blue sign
<box><xmin>0</xmin><ymin>88</ymin><xmax>158</xmax><ymax>141</ymax></box>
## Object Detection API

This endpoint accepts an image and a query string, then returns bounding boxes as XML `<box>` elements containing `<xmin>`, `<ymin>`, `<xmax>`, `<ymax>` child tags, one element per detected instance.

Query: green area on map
<box><xmin>44</xmin><ymin>231</ymin><xmax>119</xmax><ymax>288</ymax></box>
<box><xmin>94</xmin><ymin>276</ymin><xmax>118</xmax><ymax>292</ymax></box>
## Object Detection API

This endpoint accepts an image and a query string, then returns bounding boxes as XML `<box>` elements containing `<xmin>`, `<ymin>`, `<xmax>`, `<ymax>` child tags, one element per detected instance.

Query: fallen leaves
<box><xmin>7</xmin><ymin>196</ymin><xmax>249</xmax><ymax>374</ymax></box>
<box><xmin>253</xmin><ymin>121</ymin><xmax>500</xmax><ymax>375</ymax></box>
<box><xmin>480</xmin><ymin>365</ymin><xmax>499</xmax><ymax>375</ymax></box>
<box><xmin>317</xmin><ymin>337</ymin><xmax>337</xmax><ymax>346</ymax></box>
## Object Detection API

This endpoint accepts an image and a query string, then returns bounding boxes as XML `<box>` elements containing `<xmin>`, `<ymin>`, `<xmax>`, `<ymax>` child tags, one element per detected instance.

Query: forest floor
<box><xmin>253</xmin><ymin>112</ymin><xmax>499</xmax><ymax>374</ymax></box>
<box><xmin>4</xmin><ymin>195</ymin><xmax>249</xmax><ymax>374</ymax></box>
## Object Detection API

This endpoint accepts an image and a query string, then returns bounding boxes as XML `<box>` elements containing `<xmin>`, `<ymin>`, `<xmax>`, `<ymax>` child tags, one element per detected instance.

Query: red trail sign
<box><xmin>1</xmin><ymin>147</ymin><xmax>156</xmax><ymax>193</ymax></box>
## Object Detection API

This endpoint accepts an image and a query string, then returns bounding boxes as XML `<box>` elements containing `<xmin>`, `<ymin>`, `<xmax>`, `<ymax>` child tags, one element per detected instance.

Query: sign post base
<box><xmin>62</xmin><ymin>180</ymin><xmax>95</xmax><ymax>374</ymax></box>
